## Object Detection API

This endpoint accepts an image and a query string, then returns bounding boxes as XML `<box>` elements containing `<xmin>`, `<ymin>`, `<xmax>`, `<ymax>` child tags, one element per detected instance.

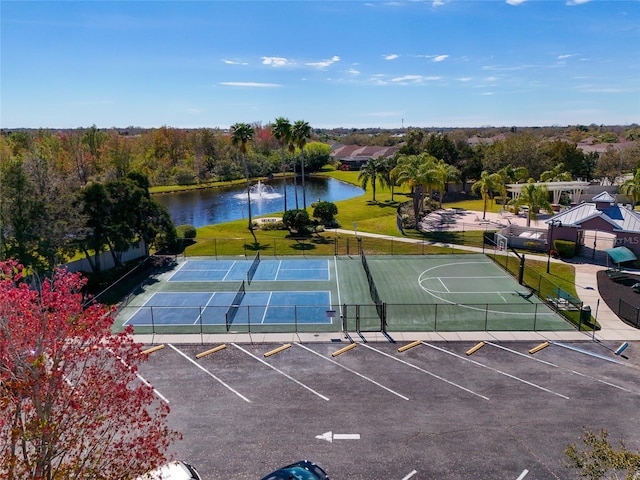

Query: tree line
<box><xmin>2</xmin><ymin>122</ymin><xmax>639</xmax><ymax>273</ymax></box>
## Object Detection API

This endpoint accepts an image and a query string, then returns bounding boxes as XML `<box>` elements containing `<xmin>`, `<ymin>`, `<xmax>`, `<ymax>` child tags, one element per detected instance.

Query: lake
<box><xmin>154</xmin><ymin>176</ymin><xmax>364</xmax><ymax>227</ymax></box>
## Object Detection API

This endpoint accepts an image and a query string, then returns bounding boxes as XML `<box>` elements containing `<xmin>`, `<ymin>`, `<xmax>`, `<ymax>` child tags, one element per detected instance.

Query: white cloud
<box><xmin>433</xmin><ymin>54</ymin><xmax>449</xmax><ymax>62</ymax></box>
<box><xmin>391</xmin><ymin>75</ymin><xmax>441</xmax><ymax>84</ymax></box>
<box><xmin>347</xmin><ymin>68</ymin><xmax>361</xmax><ymax>76</ymax></box>
<box><xmin>457</xmin><ymin>77</ymin><xmax>473</xmax><ymax>82</ymax></box>
<box><xmin>384</xmin><ymin>54</ymin><xmax>399</xmax><ymax>60</ymax></box>
<box><xmin>566</xmin><ymin>0</ymin><xmax>591</xmax><ymax>5</ymax></box>
<box><xmin>222</xmin><ymin>59</ymin><xmax>248</xmax><ymax>65</ymax></box>
<box><xmin>392</xmin><ymin>75</ymin><xmax>424</xmax><ymax>82</ymax></box>
<box><xmin>506</xmin><ymin>0</ymin><xmax>527</xmax><ymax>5</ymax></box>
<box><xmin>305</xmin><ymin>55</ymin><xmax>340</xmax><ymax>69</ymax></box>
<box><xmin>218</xmin><ymin>82</ymin><xmax>282</xmax><ymax>88</ymax></box>
<box><xmin>261</xmin><ymin>56</ymin><xmax>294</xmax><ymax>67</ymax></box>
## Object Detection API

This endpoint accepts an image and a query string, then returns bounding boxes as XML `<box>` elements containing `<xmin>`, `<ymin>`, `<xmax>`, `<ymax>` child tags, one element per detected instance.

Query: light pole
<box><xmin>546</xmin><ymin>219</ymin><xmax>562</xmax><ymax>273</ymax></box>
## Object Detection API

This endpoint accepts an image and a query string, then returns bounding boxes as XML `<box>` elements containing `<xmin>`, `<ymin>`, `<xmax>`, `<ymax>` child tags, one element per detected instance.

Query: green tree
<box><xmin>358</xmin><ymin>156</ymin><xmax>387</xmax><ymax>202</ymax></box>
<box><xmin>510</xmin><ymin>179</ymin><xmax>553</xmax><ymax>227</ymax></box>
<box><xmin>313</xmin><ymin>201</ymin><xmax>338</xmax><ymax>226</ymax></box>
<box><xmin>496</xmin><ymin>164</ymin><xmax>529</xmax><ymax>210</ymax></box>
<box><xmin>539</xmin><ymin>162</ymin><xmax>573</xmax><ymax>182</ymax></box>
<box><xmin>76</xmin><ymin>183</ymin><xmax>111</xmax><ymax>272</ymax></box>
<box><xmin>230</xmin><ymin>122</ymin><xmax>256</xmax><ymax>235</ymax></box>
<box><xmin>291</xmin><ymin>120</ymin><xmax>312</xmax><ymax>209</ymax></box>
<box><xmin>282</xmin><ymin>209</ymin><xmax>311</xmax><ymax>235</ymax></box>
<box><xmin>565</xmin><ymin>429</ymin><xmax>640</xmax><ymax>480</ymax></box>
<box><xmin>434</xmin><ymin>161</ymin><xmax>460</xmax><ymax>208</ymax></box>
<box><xmin>471</xmin><ymin>170</ymin><xmax>501</xmax><ymax>220</ymax></box>
<box><xmin>0</xmin><ymin>158</ymin><xmax>43</xmax><ymax>267</ymax></box>
<box><xmin>272</xmin><ymin>117</ymin><xmax>292</xmax><ymax>211</ymax></box>
<box><xmin>620</xmin><ymin>168</ymin><xmax>640</xmax><ymax>207</ymax></box>
<box><xmin>596</xmin><ymin>145</ymin><xmax>623</xmax><ymax>185</ymax></box>
<box><xmin>303</xmin><ymin>141</ymin><xmax>331</xmax><ymax>172</ymax></box>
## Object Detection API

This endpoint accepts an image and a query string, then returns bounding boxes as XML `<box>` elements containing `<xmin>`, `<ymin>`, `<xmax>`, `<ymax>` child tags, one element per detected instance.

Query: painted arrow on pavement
<box><xmin>315</xmin><ymin>431</ymin><xmax>360</xmax><ymax>443</ymax></box>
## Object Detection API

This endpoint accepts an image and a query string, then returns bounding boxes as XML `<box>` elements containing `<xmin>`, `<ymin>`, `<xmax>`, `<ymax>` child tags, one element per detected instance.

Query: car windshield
<box><xmin>261</xmin><ymin>466</ymin><xmax>321</xmax><ymax>480</ymax></box>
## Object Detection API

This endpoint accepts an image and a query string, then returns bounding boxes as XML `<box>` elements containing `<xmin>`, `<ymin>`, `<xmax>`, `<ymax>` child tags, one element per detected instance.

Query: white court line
<box><xmin>361</xmin><ymin>344</ymin><xmax>489</xmax><ymax>401</ymax></box>
<box><xmin>261</xmin><ymin>292</ymin><xmax>273</xmax><ymax>324</ymax></box>
<box><xmin>295</xmin><ymin>344</ymin><xmax>409</xmax><ymax>401</ymax></box>
<box><xmin>401</xmin><ymin>469</ymin><xmax>418</xmax><ymax>480</ymax></box>
<box><xmin>438</xmin><ymin>277</ymin><xmax>450</xmax><ymax>293</ymax></box>
<box><xmin>516</xmin><ymin>469</ymin><xmax>529</xmax><ymax>480</ymax></box>
<box><xmin>233</xmin><ymin>344</ymin><xmax>329</xmax><ymax>401</ymax></box>
<box><xmin>274</xmin><ymin>260</ymin><xmax>283</xmax><ymax>281</ymax></box>
<box><xmin>423</xmin><ymin>342</ymin><xmax>570</xmax><ymax>400</ymax></box>
<box><xmin>169</xmin><ymin>344</ymin><xmax>251</xmax><ymax>403</ymax></box>
<box><xmin>166</xmin><ymin>260</ymin><xmax>187</xmax><ymax>281</ymax></box>
<box><xmin>221</xmin><ymin>261</ymin><xmax>236</xmax><ymax>282</ymax></box>
<box><xmin>486</xmin><ymin>341</ymin><xmax>637</xmax><ymax>394</ymax></box>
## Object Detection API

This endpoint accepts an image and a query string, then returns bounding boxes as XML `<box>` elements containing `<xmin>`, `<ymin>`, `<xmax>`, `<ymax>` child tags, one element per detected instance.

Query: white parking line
<box><xmin>423</xmin><ymin>342</ymin><xmax>570</xmax><ymax>400</ymax></box>
<box><xmin>233</xmin><ymin>343</ymin><xmax>329</xmax><ymax>401</ymax></box>
<box><xmin>108</xmin><ymin>347</ymin><xmax>169</xmax><ymax>404</ymax></box>
<box><xmin>295</xmin><ymin>343</ymin><xmax>409</xmax><ymax>401</ymax></box>
<box><xmin>516</xmin><ymin>469</ymin><xmax>529</xmax><ymax>479</ymax></box>
<box><xmin>486</xmin><ymin>342</ymin><xmax>638</xmax><ymax>395</ymax></box>
<box><xmin>401</xmin><ymin>469</ymin><xmax>418</xmax><ymax>479</ymax></box>
<box><xmin>361</xmin><ymin>344</ymin><xmax>489</xmax><ymax>400</ymax></box>
<box><xmin>169</xmin><ymin>344</ymin><xmax>252</xmax><ymax>403</ymax></box>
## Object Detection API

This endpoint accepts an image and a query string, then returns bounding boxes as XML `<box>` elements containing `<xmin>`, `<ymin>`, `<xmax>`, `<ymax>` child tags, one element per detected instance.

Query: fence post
<box><xmin>485</xmin><ymin>304</ymin><xmax>489</xmax><ymax>331</ymax></box>
<box><xmin>342</xmin><ymin>303</ymin><xmax>347</xmax><ymax>335</ymax></box>
<box><xmin>434</xmin><ymin>303</ymin><xmax>438</xmax><ymax>331</ymax></box>
<box><xmin>274</xmin><ymin>239</ymin><xmax>277</xmax><ymax>257</ymax></box>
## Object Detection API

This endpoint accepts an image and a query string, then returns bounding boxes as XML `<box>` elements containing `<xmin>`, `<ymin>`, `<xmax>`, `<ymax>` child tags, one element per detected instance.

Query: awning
<box><xmin>605</xmin><ymin>246</ymin><xmax>638</xmax><ymax>265</ymax></box>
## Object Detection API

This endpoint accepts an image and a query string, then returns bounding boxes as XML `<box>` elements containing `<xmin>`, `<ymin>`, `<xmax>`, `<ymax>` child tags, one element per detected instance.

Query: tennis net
<box><xmin>360</xmin><ymin>252</ymin><xmax>385</xmax><ymax>323</ymax></box>
<box><xmin>247</xmin><ymin>251</ymin><xmax>261</xmax><ymax>284</ymax></box>
<box><xmin>225</xmin><ymin>280</ymin><xmax>246</xmax><ymax>331</ymax></box>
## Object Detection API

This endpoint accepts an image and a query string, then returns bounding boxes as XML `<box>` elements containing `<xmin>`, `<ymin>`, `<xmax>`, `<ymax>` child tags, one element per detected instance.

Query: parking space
<box><xmin>137</xmin><ymin>341</ymin><xmax>640</xmax><ymax>479</ymax></box>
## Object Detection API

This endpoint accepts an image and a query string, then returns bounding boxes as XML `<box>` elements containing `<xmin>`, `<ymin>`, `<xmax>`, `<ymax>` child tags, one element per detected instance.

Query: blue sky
<box><xmin>2</xmin><ymin>1</ymin><xmax>639</xmax><ymax>129</ymax></box>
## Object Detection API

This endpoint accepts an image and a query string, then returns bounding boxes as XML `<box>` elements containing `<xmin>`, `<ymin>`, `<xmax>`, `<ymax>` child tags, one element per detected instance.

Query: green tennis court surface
<box><xmin>115</xmin><ymin>254</ymin><xmax>574</xmax><ymax>335</ymax></box>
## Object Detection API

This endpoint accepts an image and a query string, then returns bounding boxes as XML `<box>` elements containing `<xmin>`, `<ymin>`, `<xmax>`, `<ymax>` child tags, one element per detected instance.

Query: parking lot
<box><xmin>138</xmin><ymin>340</ymin><xmax>640</xmax><ymax>479</ymax></box>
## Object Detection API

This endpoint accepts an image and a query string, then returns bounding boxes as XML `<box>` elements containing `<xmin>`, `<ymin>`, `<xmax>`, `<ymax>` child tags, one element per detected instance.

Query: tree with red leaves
<box><xmin>0</xmin><ymin>260</ymin><xmax>180</xmax><ymax>480</ymax></box>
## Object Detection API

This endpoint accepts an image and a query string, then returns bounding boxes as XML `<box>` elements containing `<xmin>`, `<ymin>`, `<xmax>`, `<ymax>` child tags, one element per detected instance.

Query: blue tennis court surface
<box><xmin>123</xmin><ymin>290</ymin><xmax>333</xmax><ymax>326</ymax></box>
<box><xmin>168</xmin><ymin>259</ymin><xmax>330</xmax><ymax>282</ymax></box>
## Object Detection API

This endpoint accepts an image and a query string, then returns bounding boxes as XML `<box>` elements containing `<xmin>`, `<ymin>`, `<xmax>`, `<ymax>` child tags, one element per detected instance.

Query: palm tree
<box><xmin>434</xmin><ymin>161</ymin><xmax>460</xmax><ymax>208</ymax></box>
<box><xmin>358</xmin><ymin>156</ymin><xmax>387</xmax><ymax>202</ymax></box>
<box><xmin>291</xmin><ymin>120</ymin><xmax>312</xmax><ymax>209</ymax></box>
<box><xmin>391</xmin><ymin>153</ymin><xmax>441</xmax><ymax>227</ymax></box>
<box><xmin>510</xmin><ymin>179</ymin><xmax>553</xmax><ymax>227</ymax></box>
<box><xmin>620</xmin><ymin>167</ymin><xmax>640</xmax><ymax>207</ymax></box>
<box><xmin>497</xmin><ymin>164</ymin><xmax>529</xmax><ymax>210</ymax></box>
<box><xmin>230</xmin><ymin>122</ymin><xmax>255</xmax><ymax>234</ymax></box>
<box><xmin>471</xmin><ymin>170</ymin><xmax>501</xmax><ymax>220</ymax></box>
<box><xmin>539</xmin><ymin>162</ymin><xmax>572</xmax><ymax>182</ymax></box>
<box><xmin>272</xmin><ymin>117</ymin><xmax>292</xmax><ymax>211</ymax></box>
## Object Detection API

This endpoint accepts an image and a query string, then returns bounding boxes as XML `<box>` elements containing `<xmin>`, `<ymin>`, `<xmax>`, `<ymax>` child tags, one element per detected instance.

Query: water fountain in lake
<box><xmin>234</xmin><ymin>180</ymin><xmax>283</xmax><ymax>201</ymax></box>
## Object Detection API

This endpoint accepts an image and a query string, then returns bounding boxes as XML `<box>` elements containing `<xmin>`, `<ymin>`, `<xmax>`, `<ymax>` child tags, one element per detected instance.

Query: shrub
<box><xmin>554</xmin><ymin>239</ymin><xmax>576</xmax><ymax>258</ymax></box>
<box><xmin>176</xmin><ymin>224</ymin><xmax>197</xmax><ymax>239</ymax></box>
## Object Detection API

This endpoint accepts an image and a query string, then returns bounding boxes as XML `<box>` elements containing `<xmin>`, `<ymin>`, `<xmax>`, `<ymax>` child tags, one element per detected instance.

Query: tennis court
<box><xmin>116</xmin><ymin>254</ymin><xmax>574</xmax><ymax>335</ymax></box>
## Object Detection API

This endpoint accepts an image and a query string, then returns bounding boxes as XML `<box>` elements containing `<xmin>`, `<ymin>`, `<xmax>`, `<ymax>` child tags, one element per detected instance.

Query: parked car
<box><xmin>260</xmin><ymin>460</ymin><xmax>329</xmax><ymax>480</ymax></box>
<box><xmin>136</xmin><ymin>461</ymin><xmax>201</xmax><ymax>480</ymax></box>
<box><xmin>632</xmin><ymin>283</ymin><xmax>640</xmax><ymax>293</ymax></box>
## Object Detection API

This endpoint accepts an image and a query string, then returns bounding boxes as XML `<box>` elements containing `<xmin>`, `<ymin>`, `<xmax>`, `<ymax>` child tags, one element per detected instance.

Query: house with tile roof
<box><xmin>331</xmin><ymin>145</ymin><xmax>399</xmax><ymax>170</ymax></box>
